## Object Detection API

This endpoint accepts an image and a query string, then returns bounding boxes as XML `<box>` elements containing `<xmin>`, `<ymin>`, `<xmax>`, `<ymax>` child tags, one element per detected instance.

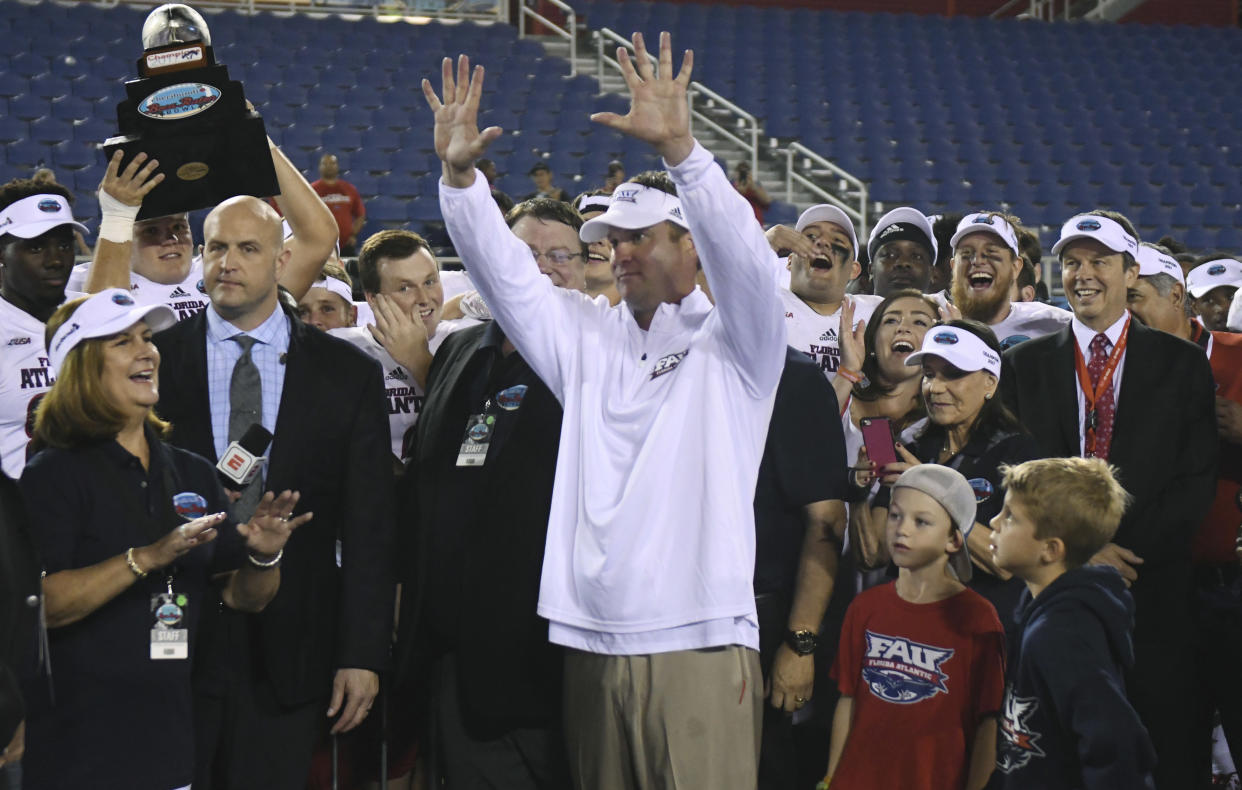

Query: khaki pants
<box><xmin>564</xmin><ymin>646</ymin><xmax>763</xmax><ymax>790</ymax></box>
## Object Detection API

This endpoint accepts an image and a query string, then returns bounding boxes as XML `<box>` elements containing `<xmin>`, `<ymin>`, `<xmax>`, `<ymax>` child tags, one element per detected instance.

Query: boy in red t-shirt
<box><xmin>823</xmin><ymin>464</ymin><xmax>1004</xmax><ymax>790</ymax></box>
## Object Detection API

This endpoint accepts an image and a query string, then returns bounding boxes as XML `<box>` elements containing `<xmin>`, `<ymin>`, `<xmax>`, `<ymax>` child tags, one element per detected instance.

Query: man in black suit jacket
<box><xmin>154</xmin><ymin>196</ymin><xmax>395</xmax><ymax>789</ymax></box>
<box><xmin>1001</xmin><ymin>211</ymin><xmax>1217</xmax><ymax>790</ymax></box>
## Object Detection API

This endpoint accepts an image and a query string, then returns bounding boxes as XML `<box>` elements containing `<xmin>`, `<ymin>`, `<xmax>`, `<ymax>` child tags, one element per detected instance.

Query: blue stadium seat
<box><xmin>9</xmin><ymin>94</ymin><xmax>49</xmax><ymax>122</ymax></box>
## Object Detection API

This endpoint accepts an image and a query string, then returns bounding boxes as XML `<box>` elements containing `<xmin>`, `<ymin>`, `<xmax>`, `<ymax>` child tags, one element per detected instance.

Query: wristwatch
<box><xmin>785</xmin><ymin>629</ymin><xmax>819</xmax><ymax>656</ymax></box>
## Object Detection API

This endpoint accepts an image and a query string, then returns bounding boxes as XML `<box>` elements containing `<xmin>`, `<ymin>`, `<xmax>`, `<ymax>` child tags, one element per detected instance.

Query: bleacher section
<box><xmin>576</xmin><ymin>0</ymin><xmax>1242</xmax><ymax>248</ymax></box>
<box><xmin>0</xmin><ymin>0</ymin><xmax>646</xmax><ymax>243</ymax></box>
<box><xmin>2</xmin><ymin>0</ymin><xmax>1240</xmax><ymax>250</ymax></box>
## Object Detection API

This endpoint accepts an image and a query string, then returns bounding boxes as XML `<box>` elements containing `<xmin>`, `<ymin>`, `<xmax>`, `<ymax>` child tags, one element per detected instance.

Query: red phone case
<box><xmin>860</xmin><ymin>417</ymin><xmax>899</xmax><ymax>469</ymax></box>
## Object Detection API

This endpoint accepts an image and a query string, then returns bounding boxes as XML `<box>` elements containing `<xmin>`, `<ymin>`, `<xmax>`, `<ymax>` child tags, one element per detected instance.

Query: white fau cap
<box><xmin>950</xmin><ymin>212</ymin><xmax>1019</xmax><ymax>256</ymax></box>
<box><xmin>906</xmin><ymin>324</ymin><xmax>1002</xmax><ymax>379</ymax></box>
<box><xmin>1186</xmin><ymin>258</ymin><xmax>1242</xmax><ymax>300</ymax></box>
<box><xmin>48</xmin><ymin>289</ymin><xmax>176</xmax><ymax>374</ymax></box>
<box><xmin>1051</xmin><ymin>214</ymin><xmax>1139</xmax><ymax>257</ymax></box>
<box><xmin>795</xmin><ymin>204</ymin><xmax>859</xmax><ymax>259</ymax></box>
<box><xmin>579</xmin><ymin>184</ymin><xmax>689</xmax><ymax>243</ymax></box>
<box><xmin>1135</xmin><ymin>245</ymin><xmax>1185</xmax><ymax>286</ymax></box>
<box><xmin>0</xmin><ymin>194</ymin><xmax>89</xmax><ymax>240</ymax></box>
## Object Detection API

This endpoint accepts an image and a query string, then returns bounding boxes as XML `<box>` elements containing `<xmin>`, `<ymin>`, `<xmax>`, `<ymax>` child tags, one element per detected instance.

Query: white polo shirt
<box><xmin>440</xmin><ymin>141</ymin><xmax>786</xmax><ymax>654</ymax></box>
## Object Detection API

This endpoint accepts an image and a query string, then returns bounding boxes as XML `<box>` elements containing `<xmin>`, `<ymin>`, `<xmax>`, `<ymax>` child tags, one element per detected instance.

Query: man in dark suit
<box><xmin>396</xmin><ymin>198</ymin><xmax>583</xmax><ymax>789</ymax></box>
<box><xmin>1001</xmin><ymin>210</ymin><xmax>1217</xmax><ymax>790</ymax></box>
<box><xmin>154</xmin><ymin>196</ymin><xmax>395</xmax><ymax>789</ymax></box>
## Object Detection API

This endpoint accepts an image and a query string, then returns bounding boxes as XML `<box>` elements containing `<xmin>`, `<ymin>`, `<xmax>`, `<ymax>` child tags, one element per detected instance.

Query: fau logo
<box><xmin>998</xmin><ymin>687</ymin><xmax>1046</xmax><ymax>773</ymax></box>
<box><xmin>861</xmin><ymin>631</ymin><xmax>954</xmax><ymax>704</ymax></box>
<box><xmin>650</xmin><ymin>349</ymin><xmax>688</xmax><ymax>380</ymax></box>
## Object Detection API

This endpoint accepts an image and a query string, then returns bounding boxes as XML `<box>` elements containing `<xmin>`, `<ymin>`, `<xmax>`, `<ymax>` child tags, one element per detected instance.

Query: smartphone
<box><xmin>860</xmin><ymin>417</ymin><xmax>899</xmax><ymax>470</ymax></box>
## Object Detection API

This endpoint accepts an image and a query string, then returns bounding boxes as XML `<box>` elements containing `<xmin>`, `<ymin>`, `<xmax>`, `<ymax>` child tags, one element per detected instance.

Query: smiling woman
<box><xmin>17</xmin><ymin>290</ymin><xmax>309</xmax><ymax>789</ymax></box>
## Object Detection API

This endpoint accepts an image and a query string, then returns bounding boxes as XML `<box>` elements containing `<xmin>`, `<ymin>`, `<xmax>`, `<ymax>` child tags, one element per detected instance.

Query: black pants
<box><xmin>193</xmin><ymin>617</ymin><xmax>325</xmax><ymax>790</ymax></box>
<box><xmin>430</xmin><ymin>656</ymin><xmax>570</xmax><ymax>790</ymax></box>
<box><xmin>1192</xmin><ymin>565</ymin><xmax>1242</xmax><ymax>789</ymax></box>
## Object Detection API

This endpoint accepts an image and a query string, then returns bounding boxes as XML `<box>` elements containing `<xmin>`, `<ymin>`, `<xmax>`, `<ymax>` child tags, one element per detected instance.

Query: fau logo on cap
<box><xmin>861</xmin><ymin>631</ymin><xmax>954</xmax><ymax>704</ymax></box>
<box><xmin>37</xmin><ymin>199</ymin><xmax>61</xmax><ymax>213</ymax></box>
<box><xmin>1209</xmin><ymin>263</ymin><xmax>1228</xmax><ymax>276</ymax></box>
<box><xmin>933</xmin><ymin>331</ymin><xmax>959</xmax><ymax>345</ymax></box>
<box><xmin>112</xmin><ymin>293</ymin><xmax>135</xmax><ymax>306</ymax></box>
<box><xmin>613</xmin><ymin>187</ymin><xmax>640</xmax><ymax>204</ymax></box>
<box><xmin>971</xmin><ymin>214</ymin><xmax>994</xmax><ymax>225</ymax></box>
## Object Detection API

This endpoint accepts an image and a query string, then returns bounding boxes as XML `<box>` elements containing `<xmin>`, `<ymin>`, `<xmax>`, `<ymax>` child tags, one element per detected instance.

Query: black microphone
<box><xmin>216</xmin><ymin>423</ymin><xmax>273</xmax><ymax>490</ymax></box>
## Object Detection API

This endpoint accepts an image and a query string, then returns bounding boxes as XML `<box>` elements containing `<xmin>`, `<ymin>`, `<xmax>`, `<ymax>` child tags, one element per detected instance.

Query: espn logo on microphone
<box><xmin>219</xmin><ymin>445</ymin><xmax>263</xmax><ymax>486</ymax></box>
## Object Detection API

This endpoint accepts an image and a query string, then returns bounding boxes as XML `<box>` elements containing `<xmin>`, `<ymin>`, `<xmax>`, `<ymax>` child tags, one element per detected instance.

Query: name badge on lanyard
<box><xmin>456</xmin><ymin>414</ymin><xmax>494</xmax><ymax>467</ymax></box>
<box><xmin>151</xmin><ymin>576</ymin><xmax>189</xmax><ymax>660</ymax></box>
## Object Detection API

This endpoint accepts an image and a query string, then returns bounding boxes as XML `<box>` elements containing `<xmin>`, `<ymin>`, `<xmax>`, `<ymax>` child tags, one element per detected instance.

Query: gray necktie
<box><xmin>228</xmin><ymin>335</ymin><xmax>263</xmax><ymax>520</ymax></box>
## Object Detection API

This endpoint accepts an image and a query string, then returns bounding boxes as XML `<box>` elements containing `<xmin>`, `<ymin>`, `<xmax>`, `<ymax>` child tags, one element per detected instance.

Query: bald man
<box><xmin>153</xmin><ymin>195</ymin><xmax>396</xmax><ymax>789</ymax></box>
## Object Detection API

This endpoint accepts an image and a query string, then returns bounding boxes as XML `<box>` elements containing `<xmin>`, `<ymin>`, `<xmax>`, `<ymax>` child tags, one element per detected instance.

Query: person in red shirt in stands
<box><xmin>312</xmin><ymin>153</ymin><xmax>366</xmax><ymax>256</ymax></box>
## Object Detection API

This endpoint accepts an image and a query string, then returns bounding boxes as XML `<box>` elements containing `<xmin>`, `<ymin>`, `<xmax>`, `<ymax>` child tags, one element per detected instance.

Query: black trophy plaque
<box><xmin>103</xmin><ymin>4</ymin><xmax>279</xmax><ymax>220</ymax></box>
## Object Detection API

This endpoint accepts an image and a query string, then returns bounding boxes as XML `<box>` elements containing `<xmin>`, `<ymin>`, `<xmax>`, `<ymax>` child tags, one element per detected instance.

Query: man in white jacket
<box><xmin>424</xmin><ymin>32</ymin><xmax>787</xmax><ymax>789</ymax></box>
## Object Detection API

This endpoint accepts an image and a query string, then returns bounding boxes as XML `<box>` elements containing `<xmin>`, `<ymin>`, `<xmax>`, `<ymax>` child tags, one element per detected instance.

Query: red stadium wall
<box><xmin>587</xmin><ymin>0</ymin><xmax>1239</xmax><ymax>26</ymax></box>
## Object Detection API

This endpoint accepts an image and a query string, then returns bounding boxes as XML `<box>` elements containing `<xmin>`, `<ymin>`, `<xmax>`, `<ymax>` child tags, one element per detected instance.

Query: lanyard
<box><xmin>1073</xmin><ymin>314</ymin><xmax>1130</xmax><ymax>455</ymax></box>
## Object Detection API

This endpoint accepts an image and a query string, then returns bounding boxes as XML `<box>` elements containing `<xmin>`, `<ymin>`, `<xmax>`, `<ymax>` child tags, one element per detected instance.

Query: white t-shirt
<box><xmin>989</xmin><ymin>300</ymin><xmax>1071</xmax><ymax>350</ymax></box>
<box><xmin>329</xmin><ymin>318</ymin><xmax>476</xmax><ymax>459</ymax></box>
<box><xmin>0</xmin><ymin>298</ymin><xmax>58</xmax><ymax>478</ymax></box>
<box><xmin>778</xmin><ymin>288</ymin><xmax>876</xmax><ymax>382</ymax></box>
<box><xmin>67</xmin><ymin>258</ymin><xmax>210</xmax><ymax>321</ymax></box>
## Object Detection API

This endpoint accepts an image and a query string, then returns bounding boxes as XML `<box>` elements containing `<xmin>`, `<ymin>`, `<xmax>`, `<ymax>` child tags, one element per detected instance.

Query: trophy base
<box><xmin>103</xmin><ymin>114</ymin><xmax>278</xmax><ymax>220</ymax></box>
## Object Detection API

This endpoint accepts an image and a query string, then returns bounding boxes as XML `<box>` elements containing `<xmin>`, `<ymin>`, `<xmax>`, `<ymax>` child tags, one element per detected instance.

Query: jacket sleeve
<box><xmin>1029</xmin><ymin>625</ymin><xmax>1156</xmax><ymax>789</ymax></box>
<box><xmin>439</xmin><ymin>172</ymin><xmax>599</xmax><ymax>403</ymax></box>
<box><xmin>336</xmin><ymin>354</ymin><xmax>397</xmax><ymax>671</ymax></box>
<box><xmin>666</xmin><ymin>142</ymin><xmax>786</xmax><ymax>398</ymax></box>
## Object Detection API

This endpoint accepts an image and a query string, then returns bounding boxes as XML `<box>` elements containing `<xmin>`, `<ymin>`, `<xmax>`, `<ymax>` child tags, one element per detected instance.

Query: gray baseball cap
<box><xmin>893</xmin><ymin>464</ymin><xmax>977</xmax><ymax>582</ymax></box>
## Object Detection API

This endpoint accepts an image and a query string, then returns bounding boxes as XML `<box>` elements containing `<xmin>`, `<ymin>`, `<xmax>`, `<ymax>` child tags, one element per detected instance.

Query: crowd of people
<box><xmin>0</xmin><ymin>26</ymin><xmax>1239</xmax><ymax>790</ymax></box>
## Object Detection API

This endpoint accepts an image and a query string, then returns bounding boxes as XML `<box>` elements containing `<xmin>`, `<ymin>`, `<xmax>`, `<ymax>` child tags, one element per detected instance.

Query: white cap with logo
<box><xmin>1186</xmin><ymin>258</ymin><xmax>1242</xmax><ymax>300</ymax></box>
<box><xmin>906</xmin><ymin>325</ymin><xmax>1002</xmax><ymax>379</ymax></box>
<box><xmin>866</xmin><ymin>206</ymin><xmax>938</xmax><ymax>263</ymax></box>
<box><xmin>950</xmin><ymin>212</ymin><xmax>1019</xmax><ymax>256</ymax></box>
<box><xmin>48</xmin><ymin>288</ymin><xmax>176</xmax><ymax>375</ymax></box>
<box><xmin>795</xmin><ymin>204</ymin><xmax>859</xmax><ymax>259</ymax></box>
<box><xmin>1050</xmin><ymin>214</ymin><xmax>1139</xmax><ymax>257</ymax></box>
<box><xmin>579</xmin><ymin>184</ymin><xmax>689</xmax><ymax>243</ymax></box>
<box><xmin>0</xmin><ymin>194</ymin><xmax>89</xmax><ymax>240</ymax></box>
<box><xmin>1135</xmin><ymin>245</ymin><xmax>1185</xmax><ymax>286</ymax></box>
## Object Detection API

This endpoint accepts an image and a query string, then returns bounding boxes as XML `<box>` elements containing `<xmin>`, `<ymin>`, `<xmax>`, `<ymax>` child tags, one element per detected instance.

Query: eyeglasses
<box><xmin>529</xmin><ymin>249</ymin><xmax>584</xmax><ymax>266</ymax></box>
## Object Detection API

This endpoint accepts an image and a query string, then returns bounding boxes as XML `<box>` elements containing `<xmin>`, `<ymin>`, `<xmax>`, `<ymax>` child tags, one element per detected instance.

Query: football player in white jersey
<box><xmin>0</xmin><ymin>178</ymin><xmax>93</xmax><ymax>477</ymax></box>
<box><xmin>949</xmin><ymin>211</ymin><xmax>1069</xmax><ymax>350</ymax></box>
<box><xmin>297</xmin><ymin>259</ymin><xmax>358</xmax><ymax>332</ymax></box>
<box><xmin>330</xmin><ymin>229</ymin><xmax>477</xmax><ymax>462</ymax></box>
<box><xmin>777</xmin><ymin>204</ymin><xmax>875</xmax><ymax>381</ymax></box>
<box><xmin>75</xmin><ymin>138</ymin><xmax>339</xmax><ymax>316</ymax></box>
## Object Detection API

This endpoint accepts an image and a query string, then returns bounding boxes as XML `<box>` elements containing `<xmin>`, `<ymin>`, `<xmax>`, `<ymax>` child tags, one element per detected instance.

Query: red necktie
<box><xmin>1086</xmin><ymin>333</ymin><xmax>1116</xmax><ymax>460</ymax></box>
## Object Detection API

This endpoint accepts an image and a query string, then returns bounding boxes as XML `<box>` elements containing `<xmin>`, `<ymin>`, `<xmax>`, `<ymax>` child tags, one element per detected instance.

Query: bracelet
<box><xmin>837</xmin><ymin>366</ymin><xmax>863</xmax><ymax>384</ymax></box>
<box><xmin>97</xmin><ymin>188</ymin><xmax>141</xmax><ymax>244</ymax></box>
<box><xmin>247</xmin><ymin>548</ymin><xmax>283</xmax><ymax>569</ymax></box>
<box><xmin>125</xmin><ymin>547</ymin><xmax>148</xmax><ymax>579</ymax></box>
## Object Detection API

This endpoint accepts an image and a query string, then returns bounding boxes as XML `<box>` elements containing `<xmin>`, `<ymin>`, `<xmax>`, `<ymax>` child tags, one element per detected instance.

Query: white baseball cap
<box><xmin>308</xmin><ymin>275</ymin><xmax>354</xmax><ymax>304</ymax></box>
<box><xmin>48</xmin><ymin>288</ymin><xmax>176</xmax><ymax>375</ymax></box>
<box><xmin>950</xmin><ymin>212</ymin><xmax>1019</xmax><ymax>256</ymax></box>
<box><xmin>0</xmin><ymin>194</ymin><xmax>89</xmax><ymax>240</ymax></box>
<box><xmin>867</xmin><ymin>206</ymin><xmax>937</xmax><ymax>263</ymax></box>
<box><xmin>1187</xmin><ymin>258</ymin><xmax>1242</xmax><ymax>300</ymax></box>
<box><xmin>579</xmin><ymin>184</ymin><xmax>688</xmax><ymax>243</ymax></box>
<box><xmin>795</xmin><ymin>204</ymin><xmax>858</xmax><ymax>259</ymax></box>
<box><xmin>574</xmin><ymin>193</ymin><xmax>611</xmax><ymax>215</ymax></box>
<box><xmin>906</xmin><ymin>324</ymin><xmax>1002</xmax><ymax>379</ymax></box>
<box><xmin>1050</xmin><ymin>214</ymin><xmax>1139</xmax><ymax>257</ymax></box>
<box><xmin>1135</xmin><ymin>244</ymin><xmax>1185</xmax><ymax>286</ymax></box>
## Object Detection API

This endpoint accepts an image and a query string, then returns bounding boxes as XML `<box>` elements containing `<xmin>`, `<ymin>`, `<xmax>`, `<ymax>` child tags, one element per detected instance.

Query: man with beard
<box><xmin>950</xmin><ymin>212</ymin><xmax>1069</xmax><ymax>350</ymax></box>
<box><xmin>1186</xmin><ymin>256</ymin><xmax>1242</xmax><ymax>333</ymax></box>
<box><xmin>778</xmin><ymin>205</ymin><xmax>873</xmax><ymax>381</ymax></box>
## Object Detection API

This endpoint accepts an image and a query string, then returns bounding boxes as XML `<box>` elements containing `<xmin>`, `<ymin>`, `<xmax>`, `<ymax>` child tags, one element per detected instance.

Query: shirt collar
<box><xmin>1071</xmin><ymin>310</ymin><xmax>1129</xmax><ymax>353</ymax></box>
<box><xmin>479</xmin><ymin>319</ymin><xmax>506</xmax><ymax>350</ymax></box>
<box><xmin>205</xmin><ymin>302</ymin><xmax>289</xmax><ymax>348</ymax></box>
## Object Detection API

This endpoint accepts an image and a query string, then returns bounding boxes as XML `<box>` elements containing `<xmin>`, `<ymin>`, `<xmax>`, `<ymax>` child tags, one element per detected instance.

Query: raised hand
<box><xmin>366</xmin><ymin>293</ymin><xmax>432</xmax><ymax>385</ymax></box>
<box><xmin>421</xmin><ymin>54</ymin><xmax>503</xmax><ymax>187</ymax></box>
<box><xmin>590</xmin><ymin>31</ymin><xmax>695</xmax><ymax>166</ymax></box>
<box><xmin>839</xmin><ymin>297</ymin><xmax>868</xmax><ymax>373</ymax></box>
<box><xmin>99</xmin><ymin>150</ymin><xmax>163</xmax><ymax>207</ymax></box>
<box><xmin>240</xmin><ymin>490</ymin><xmax>312</xmax><ymax>559</ymax></box>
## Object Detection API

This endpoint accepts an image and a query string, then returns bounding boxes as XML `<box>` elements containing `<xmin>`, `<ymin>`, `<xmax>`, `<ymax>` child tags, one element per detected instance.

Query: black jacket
<box><xmin>154</xmin><ymin>305</ymin><xmax>396</xmax><ymax>706</ymax></box>
<box><xmin>997</xmin><ymin>566</ymin><xmax>1155</xmax><ymax>789</ymax></box>
<box><xmin>0</xmin><ymin>473</ymin><xmax>39</xmax><ymax>746</ymax></box>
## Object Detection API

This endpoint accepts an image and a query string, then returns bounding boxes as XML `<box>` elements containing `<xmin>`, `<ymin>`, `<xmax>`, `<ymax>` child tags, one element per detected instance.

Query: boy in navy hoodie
<box><xmin>988</xmin><ymin>457</ymin><xmax>1156</xmax><ymax>789</ymax></box>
